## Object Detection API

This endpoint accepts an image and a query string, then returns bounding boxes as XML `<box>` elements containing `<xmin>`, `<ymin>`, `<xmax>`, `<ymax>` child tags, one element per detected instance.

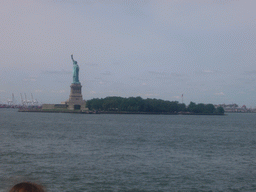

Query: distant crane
<box><xmin>31</xmin><ymin>93</ymin><xmax>38</xmax><ymax>105</ymax></box>
<box><xmin>20</xmin><ymin>93</ymin><xmax>40</xmax><ymax>107</ymax></box>
<box><xmin>7</xmin><ymin>93</ymin><xmax>15</xmax><ymax>106</ymax></box>
<box><xmin>12</xmin><ymin>93</ymin><xmax>15</xmax><ymax>105</ymax></box>
<box><xmin>20</xmin><ymin>93</ymin><xmax>26</xmax><ymax>107</ymax></box>
<box><xmin>25</xmin><ymin>93</ymin><xmax>32</xmax><ymax>106</ymax></box>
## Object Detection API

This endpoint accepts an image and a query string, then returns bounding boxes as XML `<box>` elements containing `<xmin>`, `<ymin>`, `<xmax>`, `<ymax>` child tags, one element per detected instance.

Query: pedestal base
<box><xmin>65</xmin><ymin>83</ymin><xmax>87</xmax><ymax>110</ymax></box>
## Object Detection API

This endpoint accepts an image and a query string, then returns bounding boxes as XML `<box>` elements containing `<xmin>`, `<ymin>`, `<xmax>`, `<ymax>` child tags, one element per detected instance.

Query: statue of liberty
<box><xmin>71</xmin><ymin>54</ymin><xmax>80</xmax><ymax>84</ymax></box>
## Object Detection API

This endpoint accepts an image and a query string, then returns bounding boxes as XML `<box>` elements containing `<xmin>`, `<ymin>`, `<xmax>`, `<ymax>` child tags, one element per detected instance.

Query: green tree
<box><xmin>216</xmin><ymin>106</ymin><xmax>224</xmax><ymax>114</ymax></box>
<box><xmin>204</xmin><ymin>104</ymin><xmax>215</xmax><ymax>114</ymax></box>
<box><xmin>87</xmin><ymin>97</ymin><xmax>218</xmax><ymax>114</ymax></box>
<box><xmin>178</xmin><ymin>103</ymin><xmax>186</xmax><ymax>112</ymax></box>
<box><xmin>196</xmin><ymin>103</ymin><xmax>205</xmax><ymax>113</ymax></box>
<box><xmin>188</xmin><ymin>102</ymin><xmax>197</xmax><ymax>113</ymax></box>
<box><xmin>89</xmin><ymin>98</ymin><xmax>104</xmax><ymax>110</ymax></box>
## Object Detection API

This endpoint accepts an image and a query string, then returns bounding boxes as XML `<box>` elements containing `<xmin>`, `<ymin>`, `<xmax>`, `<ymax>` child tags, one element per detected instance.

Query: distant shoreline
<box><xmin>18</xmin><ymin>108</ymin><xmax>225</xmax><ymax>115</ymax></box>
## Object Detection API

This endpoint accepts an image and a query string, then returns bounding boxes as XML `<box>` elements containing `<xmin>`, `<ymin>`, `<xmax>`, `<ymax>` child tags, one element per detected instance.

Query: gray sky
<box><xmin>1</xmin><ymin>0</ymin><xmax>256</xmax><ymax>107</ymax></box>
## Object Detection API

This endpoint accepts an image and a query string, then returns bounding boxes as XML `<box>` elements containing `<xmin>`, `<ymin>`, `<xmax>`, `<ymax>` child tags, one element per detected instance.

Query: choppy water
<box><xmin>1</xmin><ymin>109</ymin><xmax>256</xmax><ymax>192</ymax></box>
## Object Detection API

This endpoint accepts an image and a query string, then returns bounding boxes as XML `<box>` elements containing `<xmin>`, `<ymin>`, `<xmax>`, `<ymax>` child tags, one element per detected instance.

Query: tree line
<box><xmin>86</xmin><ymin>96</ymin><xmax>224</xmax><ymax>114</ymax></box>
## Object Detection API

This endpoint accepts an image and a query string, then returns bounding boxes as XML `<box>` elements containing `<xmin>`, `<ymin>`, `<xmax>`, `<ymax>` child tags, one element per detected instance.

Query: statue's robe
<box><xmin>73</xmin><ymin>64</ymin><xmax>79</xmax><ymax>83</ymax></box>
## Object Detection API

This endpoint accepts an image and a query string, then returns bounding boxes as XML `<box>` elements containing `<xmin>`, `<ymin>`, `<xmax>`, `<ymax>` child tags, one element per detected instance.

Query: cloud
<box><xmin>150</xmin><ymin>0</ymin><xmax>256</xmax><ymax>31</ymax></box>
<box><xmin>215</xmin><ymin>92</ymin><xmax>225</xmax><ymax>96</ymax></box>
<box><xmin>51</xmin><ymin>90</ymin><xmax>66</xmax><ymax>93</ymax></box>
<box><xmin>195</xmin><ymin>70</ymin><xmax>223</xmax><ymax>77</ymax></box>
<box><xmin>148</xmin><ymin>71</ymin><xmax>183</xmax><ymax>78</ymax></box>
<box><xmin>23</xmin><ymin>78</ymin><xmax>36</xmax><ymax>82</ymax></box>
<box><xmin>202</xmin><ymin>70</ymin><xmax>214</xmax><ymax>73</ymax></box>
<box><xmin>86</xmin><ymin>62</ymin><xmax>99</xmax><ymax>67</ymax></box>
<box><xmin>90</xmin><ymin>91</ymin><xmax>96</xmax><ymax>94</ymax></box>
<box><xmin>148</xmin><ymin>71</ymin><xmax>169</xmax><ymax>76</ymax></box>
<box><xmin>100</xmin><ymin>71</ymin><xmax>112</xmax><ymax>76</ymax></box>
<box><xmin>244</xmin><ymin>70</ymin><xmax>256</xmax><ymax>75</ymax></box>
<box><xmin>173</xmin><ymin>96</ymin><xmax>180</xmax><ymax>99</ymax></box>
<box><xmin>237</xmin><ymin>76</ymin><xmax>256</xmax><ymax>85</ymax></box>
<box><xmin>42</xmin><ymin>70</ymin><xmax>71</xmax><ymax>75</ymax></box>
<box><xmin>143</xmin><ymin>93</ymin><xmax>159</xmax><ymax>97</ymax></box>
<box><xmin>89</xmin><ymin>78</ymin><xmax>110</xmax><ymax>85</ymax></box>
<box><xmin>196</xmin><ymin>70</ymin><xmax>217</xmax><ymax>74</ymax></box>
<box><xmin>0</xmin><ymin>90</ymin><xmax>6</xmax><ymax>93</ymax></box>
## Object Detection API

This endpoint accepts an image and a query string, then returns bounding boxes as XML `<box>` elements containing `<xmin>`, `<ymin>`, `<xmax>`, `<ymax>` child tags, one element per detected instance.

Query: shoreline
<box><xmin>18</xmin><ymin>108</ymin><xmax>225</xmax><ymax>115</ymax></box>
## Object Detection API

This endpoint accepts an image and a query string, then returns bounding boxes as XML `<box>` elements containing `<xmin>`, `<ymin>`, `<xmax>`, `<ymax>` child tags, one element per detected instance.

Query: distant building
<box><xmin>214</xmin><ymin>103</ymin><xmax>255</xmax><ymax>113</ymax></box>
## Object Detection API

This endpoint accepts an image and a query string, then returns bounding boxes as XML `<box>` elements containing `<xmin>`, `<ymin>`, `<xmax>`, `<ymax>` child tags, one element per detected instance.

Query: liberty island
<box><xmin>18</xmin><ymin>55</ymin><xmax>224</xmax><ymax>114</ymax></box>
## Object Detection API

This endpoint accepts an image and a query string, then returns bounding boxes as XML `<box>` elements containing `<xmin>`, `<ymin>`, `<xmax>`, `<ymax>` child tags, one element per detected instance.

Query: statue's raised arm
<box><xmin>71</xmin><ymin>54</ymin><xmax>75</xmax><ymax>63</ymax></box>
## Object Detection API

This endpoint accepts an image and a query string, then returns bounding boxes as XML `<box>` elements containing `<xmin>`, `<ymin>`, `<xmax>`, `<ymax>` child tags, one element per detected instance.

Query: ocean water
<box><xmin>1</xmin><ymin>109</ymin><xmax>256</xmax><ymax>192</ymax></box>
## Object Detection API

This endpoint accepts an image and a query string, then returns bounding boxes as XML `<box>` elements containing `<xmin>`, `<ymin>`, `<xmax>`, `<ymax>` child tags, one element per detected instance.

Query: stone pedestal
<box><xmin>66</xmin><ymin>83</ymin><xmax>87</xmax><ymax>110</ymax></box>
